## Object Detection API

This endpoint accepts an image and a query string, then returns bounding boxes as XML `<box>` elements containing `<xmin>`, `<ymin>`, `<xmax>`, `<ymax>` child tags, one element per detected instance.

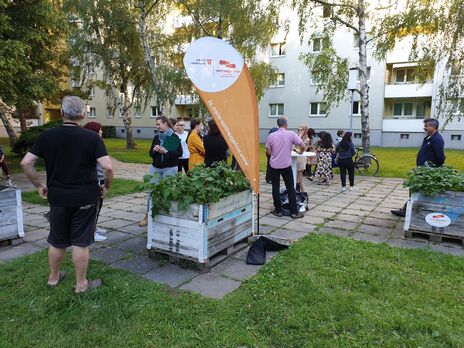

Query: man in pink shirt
<box><xmin>265</xmin><ymin>116</ymin><xmax>305</xmax><ymax>219</ymax></box>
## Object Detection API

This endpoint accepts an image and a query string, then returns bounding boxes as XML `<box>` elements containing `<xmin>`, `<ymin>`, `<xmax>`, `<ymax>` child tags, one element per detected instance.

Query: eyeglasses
<box><xmin>177</xmin><ymin>124</ymin><xmax>185</xmax><ymax>127</ymax></box>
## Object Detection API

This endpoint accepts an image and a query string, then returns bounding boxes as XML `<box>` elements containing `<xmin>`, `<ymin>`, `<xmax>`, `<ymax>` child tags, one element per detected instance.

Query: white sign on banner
<box><xmin>183</xmin><ymin>37</ymin><xmax>244</xmax><ymax>93</ymax></box>
<box><xmin>425</xmin><ymin>212</ymin><xmax>451</xmax><ymax>228</ymax></box>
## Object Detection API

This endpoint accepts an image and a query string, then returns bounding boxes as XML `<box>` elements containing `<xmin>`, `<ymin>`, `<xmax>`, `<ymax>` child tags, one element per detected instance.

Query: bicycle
<box><xmin>353</xmin><ymin>147</ymin><xmax>379</xmax><ymax>175</ymax></box>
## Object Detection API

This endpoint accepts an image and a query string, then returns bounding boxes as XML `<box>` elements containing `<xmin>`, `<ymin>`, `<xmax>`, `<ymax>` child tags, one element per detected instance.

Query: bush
<box><xmin>102</xmin><ymin>126</ymin><xmax>116</xmax><ymax>138</ymax></box>
<box><xmin>404</xmin><ymin>166</ymin><xmax>464</xmax><ymax>196</ymax></box>
<box><xmin>11</xmin><ymin>120</ymin><xmax>62</xmax><ymax>155</ymax></box>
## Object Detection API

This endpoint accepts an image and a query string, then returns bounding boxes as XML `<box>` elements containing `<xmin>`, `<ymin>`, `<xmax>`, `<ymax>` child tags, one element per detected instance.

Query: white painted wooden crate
<box><xmin>0</xmin><ymin>187</ymin><xmax>24</xmax><ymax>241</ymax></box>
<box><xmin>147</xmin><ymin>190</ymin><xmax>253</xmax><ymax>263</ymax></box>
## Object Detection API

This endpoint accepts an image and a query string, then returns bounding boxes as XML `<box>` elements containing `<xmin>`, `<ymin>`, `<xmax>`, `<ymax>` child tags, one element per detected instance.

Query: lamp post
<box><xmin>347</xmin><ymin>68</ymin><xmax>358</xmax><ymax>132</ymax></box>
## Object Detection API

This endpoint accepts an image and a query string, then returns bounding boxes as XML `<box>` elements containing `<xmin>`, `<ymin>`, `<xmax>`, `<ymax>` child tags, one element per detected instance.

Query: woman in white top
<box><xmin>175</xmin><ymin>119</ymin><xmax>190</xmax><ymax>173</ymax></box>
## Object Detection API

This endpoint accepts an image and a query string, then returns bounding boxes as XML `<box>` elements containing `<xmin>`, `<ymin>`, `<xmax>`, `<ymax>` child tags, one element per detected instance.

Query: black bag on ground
<box><xmin>246</xmin><ymin>236</ymin><xmax>289</xmax><ymax>265</ymax></box>
<box><xmin>280</xmin><ymin>189</ymin><xmax>308</xmax><ymax>216</ymax></box>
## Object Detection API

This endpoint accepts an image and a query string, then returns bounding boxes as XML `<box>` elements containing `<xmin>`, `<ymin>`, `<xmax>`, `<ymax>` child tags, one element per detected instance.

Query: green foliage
<box><xmin>11</xmin><ymin>120</ymin><xmax>62</xmax><ymax>155</ymax></box>
<box><xmin>140</xmin><ymin>162</ymin><xmax>250</xmax><ymax>217</ymax></box>
<box><xmin>102</xmin><ymin>126</ymin><xmax>116</xmax><ymax>138</ymax></box>
<box><xmin>403</xmin><ymin>166</ymin><xmax>464</xmax><ymax>195</ymax></box>
<box><xmin>0</xmin><ymin>0</ymin><xmax>68</xmax><ymax>108</ymax></box>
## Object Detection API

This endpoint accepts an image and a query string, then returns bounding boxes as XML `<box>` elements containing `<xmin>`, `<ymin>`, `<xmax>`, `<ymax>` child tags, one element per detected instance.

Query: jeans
<box><xmin>270</xmin><ymin>166</ymin><xmax>298</xmax><ymax>215</ymax></box>
<box><xmin>338</xmin><ymin>157</ymin><xmax>354</xmax><ymax>187</ymax></box>
<box><xmin>149</xmin><ymin>165</ymin><xmax>178</xmax><ymax>183</ymax></box>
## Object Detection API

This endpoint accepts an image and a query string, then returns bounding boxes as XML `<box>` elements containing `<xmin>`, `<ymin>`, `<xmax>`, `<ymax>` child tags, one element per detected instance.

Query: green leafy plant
<box><xmin>11</xmin><ymin>120</ymin><xmax>62</xmax><ymax>155</ymax></box>
<box><xmin>139</xmin><ymin>162</ymin><xmax>250</xmax><ymax>217</ymax></box>
<box><xmin>403</xmin><ymin>166</ymin><xmax>463</xmax><ymax>196</ymax></box>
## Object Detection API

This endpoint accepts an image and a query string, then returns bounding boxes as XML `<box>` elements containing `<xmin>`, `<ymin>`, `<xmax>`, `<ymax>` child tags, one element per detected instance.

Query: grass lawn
<box><xmin>1</xmin><ymin>234</ymin><xmax>463</xmax><ymax>346</ymax></box>
<box><xmin>21</xmin><ymin>178</ymin><xmax>143</xmax><ymax>206</ymax></box>
<box><xmin>2</xmin><ymin>137</ymin><xmax>463</xmax><ymax>178</ymax></box>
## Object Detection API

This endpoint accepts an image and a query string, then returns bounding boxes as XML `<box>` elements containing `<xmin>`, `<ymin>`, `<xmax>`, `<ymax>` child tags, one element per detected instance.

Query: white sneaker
<box><xmin>96</xmin><ymin>227</ymin><xmax>107</xmax><ymax>234</ymax></box>
<box><xmin>341</xmin><ymin>187</ymin><xmax>346</xmax><ymax>192</ymax></box>
<box><xmin>95</xmin><ymin>233</ymin><xmax>107</xmax><ymax>242</ymax></box>
<box><xmin>349</xmin><ymin>186</ymin><xmax>356</xmax><ymax>191</ymax></box>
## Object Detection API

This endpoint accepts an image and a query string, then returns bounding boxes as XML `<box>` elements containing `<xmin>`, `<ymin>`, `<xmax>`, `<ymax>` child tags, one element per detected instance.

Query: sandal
<box><xmin>47</xmin><ymin>271</ymin><xmax>67</xmax><ymax>287</ymax></box>
<box><xmin>75</xmin><ymin>279</ymin><xmax>102</xmax><ymax>294</ymax></box>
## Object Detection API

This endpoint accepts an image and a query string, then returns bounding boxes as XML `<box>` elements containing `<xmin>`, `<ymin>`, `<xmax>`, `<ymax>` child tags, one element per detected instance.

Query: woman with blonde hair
<box><xmin>295</xmin><ymin>125</ymin><xmax>310</xmax><ymax>192</ymax></box>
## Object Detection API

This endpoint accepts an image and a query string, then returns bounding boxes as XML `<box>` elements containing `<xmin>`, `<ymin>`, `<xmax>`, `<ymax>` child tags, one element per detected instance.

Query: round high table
<box><xmin>291</xmin><ymin>151</ymin><xmax>316</xmax><ymax>189</ymax></box>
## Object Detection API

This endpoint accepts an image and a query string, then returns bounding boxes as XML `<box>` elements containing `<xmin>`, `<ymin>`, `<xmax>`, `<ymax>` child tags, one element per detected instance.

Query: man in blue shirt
<box><xmin>391</xmin><ymin>118</ymin><xmax>445</xmax><ymax>217</ymax></box>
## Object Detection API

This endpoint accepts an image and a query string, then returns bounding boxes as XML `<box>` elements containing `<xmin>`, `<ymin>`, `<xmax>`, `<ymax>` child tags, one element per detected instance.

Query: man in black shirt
<box><xmin>21</xmin><ymin>96</ymin><xmax>114</xmax><ymax>293</ymax></box>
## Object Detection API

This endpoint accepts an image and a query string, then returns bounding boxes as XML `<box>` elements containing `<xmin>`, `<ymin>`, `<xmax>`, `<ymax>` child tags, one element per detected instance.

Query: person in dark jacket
<box><xmin>391</xmin><ymin>118</ymin><xmax>445</xmax><ymax>217</ymax></box>
<box><xmin>416</xmin><ymin>118</ymin><xmax>445</xmax><ymax>167</ymax></box>
<box><xmin>138</xmin><ymin>116</ymin><xmax>182</xmax><ymax>227</ymax></box>
<box><xmin>336</xmin><ymin>131</ymin><xmax>356</xmax><ymax>191</ymax></box>
<box><xmin>0</xmin><ymin>144</ymin><xmax>10</xmax><ymax>179</ymax></box>
<box><xmin>204</xmin><ymin>119</ymin><xmax>228</xmax><ymax>167</ymax></box>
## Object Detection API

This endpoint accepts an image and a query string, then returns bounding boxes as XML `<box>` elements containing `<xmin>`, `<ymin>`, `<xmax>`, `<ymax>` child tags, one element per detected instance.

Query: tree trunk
<box><xmin>0</xmin><ymin>98</ymin><xmax>18</xmax><ymax>146</ymax></box>
<box><xmin>138</xmin><ymin>1</ymin><xmax>159</xmax><ymax>94</ymax></box>
<box><xmin>358</xmin><ymin>0</ymin><xmax>370</xmax><ymax>154</ymax></box>
<box><xmin>18</xmin><ymin>109</ymin><xmax>27</xmax><ymax>132</ymax></box>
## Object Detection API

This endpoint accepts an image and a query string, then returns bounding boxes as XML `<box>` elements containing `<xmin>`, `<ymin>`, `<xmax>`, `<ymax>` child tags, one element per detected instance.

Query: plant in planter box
<box><xmin>404</xmin><ymin>166</ymin><xmax>464</xmax><ymax>196</ymax></box>
<box><xmin>140</xmin><ymin>162</ymin><xmax>250</xmax><ymax>217</ymax></box>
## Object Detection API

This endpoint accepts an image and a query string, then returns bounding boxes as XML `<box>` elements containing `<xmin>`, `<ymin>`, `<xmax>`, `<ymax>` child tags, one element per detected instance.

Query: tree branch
<box><xmin>331</xmin><ymin>15</ymin><xmax>359</xmax><ymax>33</ymax></box>
<box><xmin>178</xmin><ymin>0</ymin><xmax>212</xmax><ymax>36</ymax></box>
<box><xmin>309</xmin><ymin>0</ymin><xmax>358</xmax><ymax>12</ymax></box>
<box><xmin>145</xmin><ymin>0</ymin><xmax>160</xmax><ymax>17</ymax></box>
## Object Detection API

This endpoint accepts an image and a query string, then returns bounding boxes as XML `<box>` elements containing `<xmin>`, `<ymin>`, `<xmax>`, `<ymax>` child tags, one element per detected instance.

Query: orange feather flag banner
<box><xmin>184</xmin><ymin>37</ymin><xmax>260</xmax><ymax>194</ymax></box>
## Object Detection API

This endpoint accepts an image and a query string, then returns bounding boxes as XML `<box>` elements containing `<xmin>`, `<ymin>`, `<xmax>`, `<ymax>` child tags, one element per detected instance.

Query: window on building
<box><xmin>352</xmin><ymin>101</ymin><xmax>361</xmax><ymax>115</ymax></box>
<box><xmin>121</xmin><ymin>129</ymin><xmax>125</xmax><ymax>133</ymax></box>
<box><xmin>89</xmin><ymin>107</ymin><xmax>96</xmax><ymax>118</ymax></box>
<box><xmin>270</xmin><ymin>73</ymin><xmax>285</xmax><ymax>87</ymax></box>
<box><xmin>309</xmin><ymin>102</ymin><xmax>327</xmax><ymax>116</ymax></box>
<box><xmin>71</xmin><ymin>79</ymin><xmax>80</xmax><ymax>88</ymax></box>
<box><xmin>270</xmin><ymin>42</ymin><xmax>286</xmax><ymax>57</ymax></box>
<box><xmin>393</xmin><ymin>103</ymin><xmax>403</xmax><ymax>116</ymax></box>
<box><xmin>400</xmin><ymin>133</ymin><xmax>409</xmax><ymax>140</ymax></box>
<box><xmin>106</xmin><ymin>106</ymin><xmax>113</xmax><ymax>118</ymax></box>
<box><xmin>416</xmin><ymin>103</ymin><xmax>425</xmax><ymax>118</ymax></box>
<box><xmin>451</xmin><ymin>134</ymin><xmax>462</xmax><ymax>141</ymax></box>
<box><xmin>186</xmin><ymin>107</ymin><xmax>200</xmax><ymax>119</ymax></box>
<box><xmin>404</xmin><ymin>103</ymin><xmax>413</xmax><ymax>116</ymax></box>
<box><xmin>269</xmin><ymin>103</ymin><xmax>284</xmax><ymax>117</ymax></box>
<box><xmin>89</xmin><ymin>86</ymin><xmax>95</xmax><ymax>96</ymax></box>
<box><xmin>395</xmin><ymin>69</ymin><xmax>415</xmax><ymax>83</ymax></box>
<box><xmin>85</xmin><ymin>64</ymin><xmax>95</xmax><ymax>75</ymax></box>
<box><xmin>354</xmin><ymin>133</ymin><xmax>362</xmax><ymax>138</ymax></box>
<box><xmin>136</xmin><ymin>129</ymin><xmax>141</xmax><ymax>134</ymax></box>
<box><xmin>150</xmin><ymin>106</ymin><xmax>159</xmax><ymax>118</ymax></box>
<box><xmin>312</xmin><ymin>38</ymin><xmax>321</xmax><ymax>53</ymax></box>
<box><xmin>357</xmin><ymin>67</ymin><xmax>371</xmax><ymax>81</ymax></box>
<box><xmin>310</xmin><ymin>71</ymin><xmax>321</xmax><ymax>85</ymax></box>
<box><xmin>134</xmin><ymin>106</ymin><xmax>142</xmax><ymax>118</ymax></box>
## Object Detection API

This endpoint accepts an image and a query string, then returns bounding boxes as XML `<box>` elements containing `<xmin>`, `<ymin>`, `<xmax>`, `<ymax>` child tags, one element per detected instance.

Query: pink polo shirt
<box><xmin>265</xmin><ymin>128</ymin><xmax>303</xmax><ymax>169</ymax></box>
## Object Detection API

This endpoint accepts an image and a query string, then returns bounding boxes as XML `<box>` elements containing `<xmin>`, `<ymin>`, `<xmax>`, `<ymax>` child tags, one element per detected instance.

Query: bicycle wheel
<box><xmin>355</xmin><ymin>155</ymin><xmax>379</xmax><ymax>176</ymax></box>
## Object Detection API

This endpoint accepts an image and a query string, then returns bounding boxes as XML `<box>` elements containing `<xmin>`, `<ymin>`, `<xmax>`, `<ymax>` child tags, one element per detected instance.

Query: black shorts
<box><xmin>47</xmin><ymin>204</ymin><xmax>97</xmax><ymax>248</ymax></box>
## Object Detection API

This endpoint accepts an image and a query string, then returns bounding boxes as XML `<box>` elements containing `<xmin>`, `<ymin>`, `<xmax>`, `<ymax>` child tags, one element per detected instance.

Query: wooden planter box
<box><xmin>147</xmin><ymin>190</ymin><xmax>254</xmax><ymax>264</ymax></box>
<box><xmin>0</xmin><ymin>187</ymin><xmax>24</xmax><ymax>242</ymax></box>
<box><xmin>404</xmin><ymin>191</ymin><xmax>464</xmax><ymax>243</ymax></box>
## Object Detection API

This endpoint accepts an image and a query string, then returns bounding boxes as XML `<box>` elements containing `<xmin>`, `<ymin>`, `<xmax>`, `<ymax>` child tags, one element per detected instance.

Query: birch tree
<box><xmin>65</xmin><ymin>0</ymin><xmax>152</xmax><ymax>149</ymax></box>
<box><xmin>293</xmin><ymin>0</ymin><xmax>401</xmax><ymax>154</ymax></box>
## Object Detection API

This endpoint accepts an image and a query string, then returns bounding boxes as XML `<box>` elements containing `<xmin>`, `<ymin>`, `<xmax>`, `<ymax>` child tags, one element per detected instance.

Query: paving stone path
<box><xmin>1</xmin><ymin>159</ymin><xmax>463</xmax><ymax>298</ymax></box>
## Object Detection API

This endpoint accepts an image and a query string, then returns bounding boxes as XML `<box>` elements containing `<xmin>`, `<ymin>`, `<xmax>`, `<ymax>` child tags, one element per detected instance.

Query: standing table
<box><xmin>291</xmin><ymin>151</ymin><xmax>316</xmax><ymax>189</ymax></box>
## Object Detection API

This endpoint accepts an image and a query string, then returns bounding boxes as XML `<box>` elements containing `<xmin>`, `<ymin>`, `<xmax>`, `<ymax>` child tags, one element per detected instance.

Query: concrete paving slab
<box><xmin>387</xmin><ymin>238</ymin><xmax>428</xmax><ymax>250</ymax></box>
<box><xmin>269</xmin><ymin>229</ymin><xmax>307</xmax><ymax>242</ymax></box>
<box><xmin>90</xmin><ymin>247</ymin><xmax>127</xmax><ymax>264</ymax></box>
<box><xmin>352</xmin><ymin>233</ymin><xmax>387</xmax><ymax>244</ymax></box>
<box><xmin>283</xmin><ymin>220</ymin><xmax>316</xmax><ymax>234</ymax></box>
<box><xmin>23</xmin><ymin>229</ymin><xmax>49</xmax><ymax>242</ymax></box>
<box><xmin>336</xmin><ymin>214</ymin><xmax>364</xmax><ymax>223</ymax></box>
<box><xmin>429</xmin><ymin>244</ymin><xmax>464</xmax><ymax>256</ymax></box>
<box><xmin>316</xmin><ymin>227</ymin><xmax>352</xmax><ymax>237</ymax></box>
<box><xmin>325</xmin><ymin>220</ymin><xmax>358</xmax><ymax>231</ymax></box>
<box><xmin>211</xmin><ymin>257</ymin><xmax>261</xmax><ymax>281</ymax></box>
<box><xmin>179</xmin><ymin>273</ymin><xmax>241</xmax><ymax>299</ymax></box>
<box><xmin>111</xmin><ymin>255</ymin><xmax>160</xmax><ymax>274</ymax></box>
<box><xmin>259</xmin><ymin>215</ymin><xmax>290</xmax><ymax>228</ymax></box>
<box><xmin>362</xmin><ymin>217</ymin><xmax>397</xmax><ymax>228</ymax></box>
<box><xmin>101</xmin><ymin>231</ymin><xmax>135</xmax><ymax>244</ymax></box>
<box><xmin>99</xmin><ymin>219</ymin><xmax>135</xmax><ymax>230</ymax></box>
<box><xmin>117</xmin><ymin>237</ymin><xmax>148</xmax><ymax>255</ymax></box>
<box><xmin>0</xmin><ymin>244</ymin><xmax>42</xmax><ymax>262</ymax></box>
<box><xmin>143</xmin><ymin>263</ymin><xmax>198</xmax><ymax>287</ymax></box>
<box><xmin>357</xmin><ymin>224</ymin><xmax>393</xmax><ymax>237</ymax></box>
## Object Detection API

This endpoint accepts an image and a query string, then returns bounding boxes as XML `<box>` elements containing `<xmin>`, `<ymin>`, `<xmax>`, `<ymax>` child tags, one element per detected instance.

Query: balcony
<box><xmin>384</xmin><ymin>82</ymin><xmax>433</xmax><ymax>98</ymax></box>
<box><xmin>175</xmin><ymin>95</ymin><xmax>199</xmax><ymax>105</ymax></box>
<box><xmin>382</xmin><ymin>119</ymin><xmax>424</xmax><ymax>132</ymax></box>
